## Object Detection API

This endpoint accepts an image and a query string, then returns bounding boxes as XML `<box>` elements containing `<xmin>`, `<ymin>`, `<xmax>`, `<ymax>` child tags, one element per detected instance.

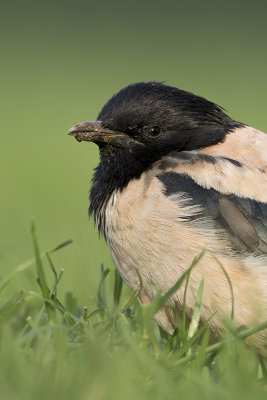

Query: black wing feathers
<box><xmin>218</xmin><ymin>198</ymin><xmax>259</xmax><ymax>252</ymax></box>
<box><xmin>158</xmin><ymin>172</ymin><xmax>267</xmax><ymax>254</ymax></box>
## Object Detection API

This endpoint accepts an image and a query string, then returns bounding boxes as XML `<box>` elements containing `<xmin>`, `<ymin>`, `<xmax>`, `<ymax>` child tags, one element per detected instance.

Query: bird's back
<box><xmin>200</xmin><ymin>126</ymin><xmax>267</xmax><ymax>171</ymax></box>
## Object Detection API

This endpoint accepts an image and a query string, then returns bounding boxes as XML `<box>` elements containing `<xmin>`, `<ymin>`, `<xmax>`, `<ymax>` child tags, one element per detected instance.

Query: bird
<box><xmin>67</xmin><ymin>82</ymin><xmax>267</xmax><ymax>346</ymax></box>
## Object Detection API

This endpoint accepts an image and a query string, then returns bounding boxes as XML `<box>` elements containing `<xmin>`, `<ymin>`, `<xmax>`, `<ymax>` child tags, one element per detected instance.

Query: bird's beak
<box><xmin>67</xmin><ymin>121</ymin><xmax>126</xmax><ymax>144</ymax></box>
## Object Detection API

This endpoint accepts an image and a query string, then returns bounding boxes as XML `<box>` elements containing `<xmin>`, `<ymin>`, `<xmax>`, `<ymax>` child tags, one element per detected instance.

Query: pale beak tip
<box><xmin>66</xmin><ymin>127</ymin><xmax>78</xmax><ymax>136</ymax></box>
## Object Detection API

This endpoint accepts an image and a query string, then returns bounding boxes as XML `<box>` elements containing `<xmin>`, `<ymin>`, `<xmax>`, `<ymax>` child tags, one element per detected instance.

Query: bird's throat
<box><xmin>88</xmin><ymin>147</ymin><xmax>148</xmax><ymax>235</ymax></box>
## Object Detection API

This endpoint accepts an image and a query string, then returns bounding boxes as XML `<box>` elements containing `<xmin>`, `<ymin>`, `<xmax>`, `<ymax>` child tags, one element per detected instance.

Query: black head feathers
<box><xmin>97</xmin><ymin>81</ymin><xmax>242</xmax><ymax>151</ymax></box>
<box><xmin>68</xmin><ymin>82</ymin><xmax>243</xmax><ymax>222</ymax></box>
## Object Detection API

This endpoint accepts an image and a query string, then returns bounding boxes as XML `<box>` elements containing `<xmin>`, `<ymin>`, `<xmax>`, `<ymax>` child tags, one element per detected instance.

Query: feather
<box><xmin>157</xmin><ymin>164</ymin><xmax>267</xmax><ymax>254</ymax></box>
<box><xmin>200</xmin><ymin>126</ymin><xmax>267</xmax><ymax>171</ymax></box>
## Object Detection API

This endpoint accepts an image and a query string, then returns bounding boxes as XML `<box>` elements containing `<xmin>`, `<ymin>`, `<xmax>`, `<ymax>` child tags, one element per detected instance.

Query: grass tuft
<box><xmin>0</xmin><ymin>225</ymin><xmax>267</xmax><ymax>400</ymax></box>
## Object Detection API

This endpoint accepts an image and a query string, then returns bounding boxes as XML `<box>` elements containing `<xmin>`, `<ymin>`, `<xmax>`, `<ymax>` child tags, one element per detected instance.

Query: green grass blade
<box><xmin>193</xmin><ymin>327</ymin><xmax>210</xmax><ymax>370</ymax></box>
<box><xmin>0</xmin><ymin>238</ymin><xmax>73</xmax><ymax>295</ymax></box>
<box><xmin>113</xmin><ymin>269</ymin><xmax>123</xmax><ymax>308</ymax></box>
<box><xmin>238</xmin><ymin>320</ymin><xmax>267</xmax><ymax>340</ymax></box>
<box><xmin>0</xmin><ymin>291</ymin><xmax>24</xmax><ymax>317</ymax></box>
<box><xmin>0</xmin><ymin>258</ymin><xmax>35</xmax><ymax>294</ymax></box>
<box><xmin>50</xmin><ymin>239</ymin><xmax>73</xmax><ymax>253</ymax></box>
<box><xmin>46</xmin><ymin>251</ymin><xmax>57</xmax><ymax>279</ymax></box>
<box><xmin>31</xmin><ymin>220</ymin><xmax>56</xmax><ymax>321</ymax></box>
<box><xmin>149</xmin><ymin>251</ymin><xmax>204</xmax><ymax>317</ymax></box>
<box><xmin>187</xmin><ymin>278</ymin><xmax>204</xmax><ymax>340</ymax></box>
<box><xmin>97</xmin><ymin>264</ymin><xmax>110</xmax><ymax>310</ymax></box>
<box><xmin>181</xmin><ymin>268</ymin><xmax>192</xmax><ymax>343</ymax></box>
<box><xmin>175</xmin><ymin>319</ymin><xmax>267</xmax><ymax>366</ymax></box>
<box><xmin>46</xmin><ymin>251</ymin><xmax>64</xmax><ymax>298</ymax></box>
<box><xmin>65</xmin><ymin>291</ymin><xmax>78</xmax><ymax>315</ymax></box>
<box><xmin>31</xmin><ymin>220</ymin><xmax>50</xmax><ymax>300</ymax></box>
<box><xmin>215</xmin><ymin>257</ymin><xmax>234</xmax><ymax>320</ymax></box>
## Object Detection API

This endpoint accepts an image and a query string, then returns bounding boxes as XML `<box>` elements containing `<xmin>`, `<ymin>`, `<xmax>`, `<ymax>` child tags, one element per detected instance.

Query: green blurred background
<box><xmin>1</xmin><ymin>0</ymin><xmax>267</xmax><ymax>305</ymax></box>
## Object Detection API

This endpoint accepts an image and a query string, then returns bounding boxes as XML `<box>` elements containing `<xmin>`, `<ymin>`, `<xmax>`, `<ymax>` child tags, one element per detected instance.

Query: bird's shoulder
<box><xmin>199</xmin><ymin>126</ymin><xmax>267</xmax><ymax>171</ymax></box>
<box><xmin>153</xmin><ymin>151</ymin><xmax>267</xmax><ymax>254</ymax></box>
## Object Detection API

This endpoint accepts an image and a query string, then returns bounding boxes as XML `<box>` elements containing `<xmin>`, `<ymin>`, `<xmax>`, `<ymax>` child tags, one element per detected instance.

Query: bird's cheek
<box><xmin>108</xmin><ymin>136</ymin><xmax>131</xmax><ymax>149</ymax></box>
<box><xmin>161</xmin><ymin>130</ymin><xmax>191</xmax><ymax>150</ymax></box>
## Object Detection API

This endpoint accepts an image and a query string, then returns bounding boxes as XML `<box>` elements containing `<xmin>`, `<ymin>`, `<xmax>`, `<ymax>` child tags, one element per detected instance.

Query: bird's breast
<box><xmin>103</xmin><ymin>174</ymin><xmax>207</xmax><ymax>291</ymax></box>
<box><xmin>100</xmin><ymin>166</ymin><xmax>267</xmax><ymax>336</ymax></box>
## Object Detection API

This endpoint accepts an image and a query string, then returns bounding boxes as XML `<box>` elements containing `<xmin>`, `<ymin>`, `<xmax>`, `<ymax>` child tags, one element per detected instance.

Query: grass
<box><xmin>1</xmin><ymin>222</ymin><xmax>267</xmax><ymax>400</ymax></box>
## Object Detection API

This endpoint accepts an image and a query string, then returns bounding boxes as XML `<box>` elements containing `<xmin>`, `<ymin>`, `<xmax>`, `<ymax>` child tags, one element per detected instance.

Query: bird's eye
<box><xmin>147</xmin><ymin>126</ymin><xmax>161</xmax><ymax>137</ymax></box>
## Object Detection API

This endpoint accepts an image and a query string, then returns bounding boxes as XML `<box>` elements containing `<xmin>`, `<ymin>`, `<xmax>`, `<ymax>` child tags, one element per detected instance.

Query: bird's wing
<box><xmin>156</xmin><ymin>152</ymin><xmax>267</xmax><ymax>254</ymax></box>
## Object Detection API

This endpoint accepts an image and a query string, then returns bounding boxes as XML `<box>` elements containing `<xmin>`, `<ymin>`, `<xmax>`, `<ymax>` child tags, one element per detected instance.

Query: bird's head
<box><xmin>67</xmin><ymin>81</ymin><xmax>241</xmax><ymax>169</ymax></box>
<box><xmin>67</xmin><ymin>82</ymin><xmax>243</xmax><ymax>229</ymax></box>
